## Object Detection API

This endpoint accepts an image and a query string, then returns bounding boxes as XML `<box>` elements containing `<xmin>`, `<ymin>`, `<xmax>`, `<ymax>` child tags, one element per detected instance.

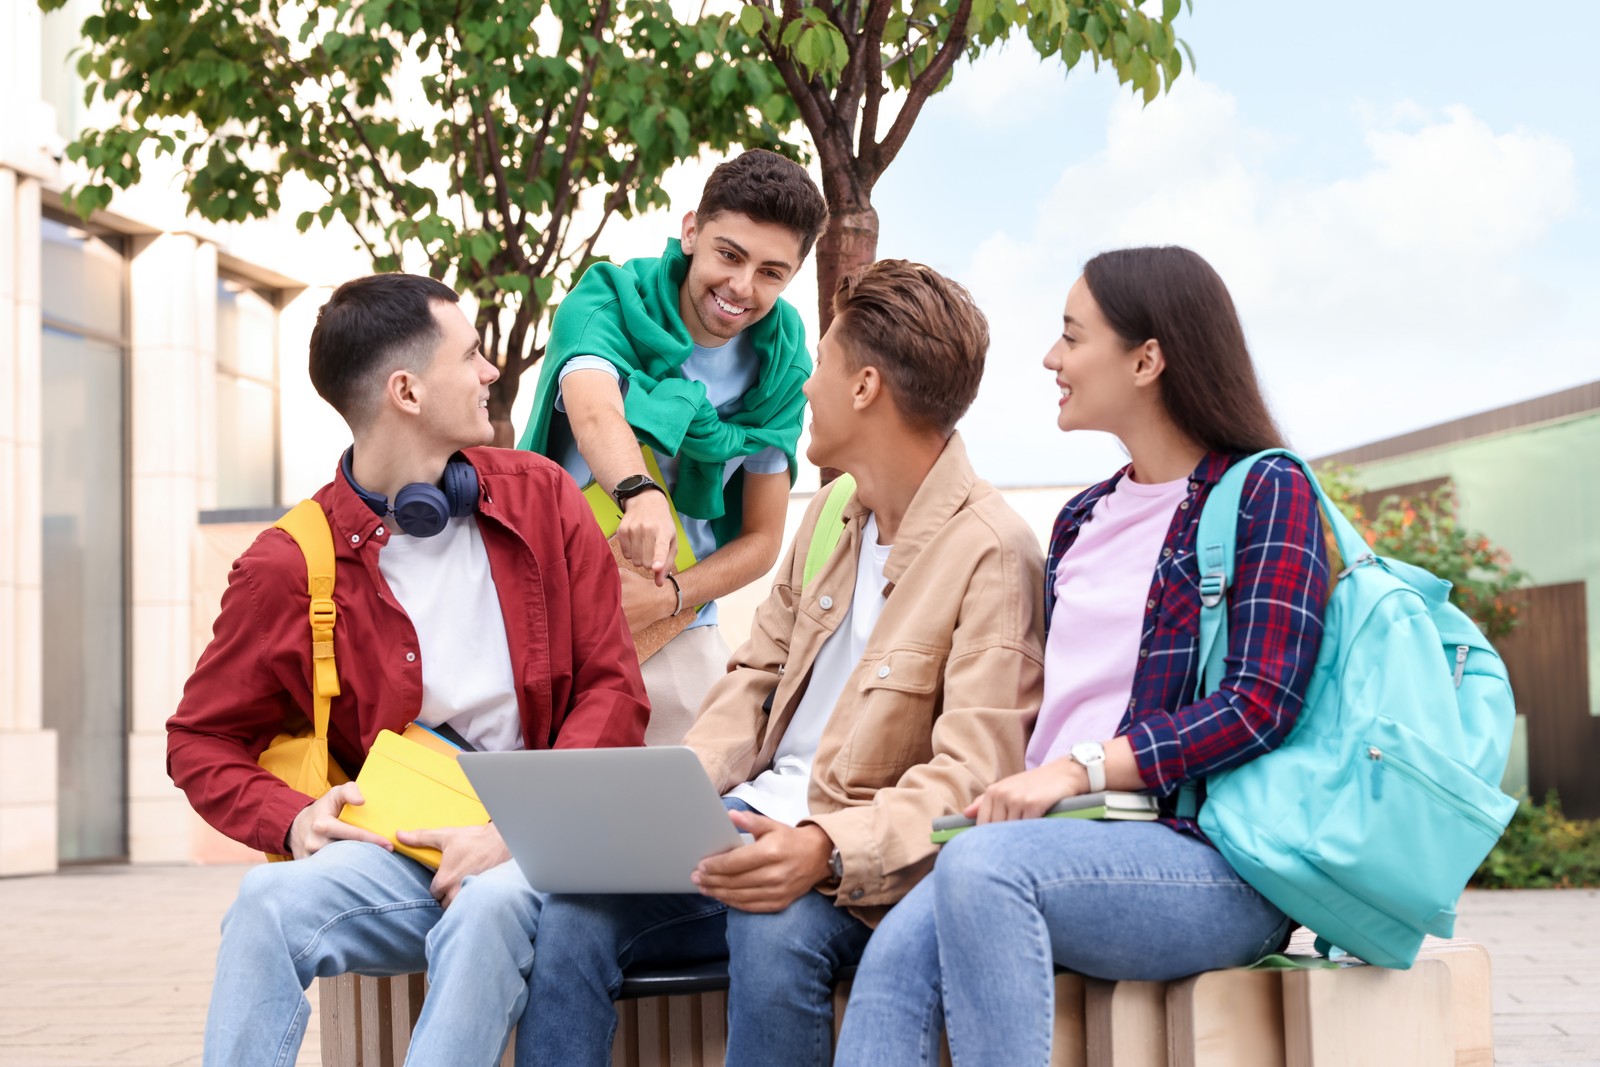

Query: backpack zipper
<box><xmin>1453</xmin><ymin>645</ymin><xmax>1469</xmax><ymax>688</ymax></box>
<box><xmin>1366</xmin><ymin>745</ymin><xmax>1500</xmax><ymax>837</ymax></box>
<box><xmin>1337</xmin><ymin>553</ymin><xmax>1376</xmax><ymax>580</ymax></box>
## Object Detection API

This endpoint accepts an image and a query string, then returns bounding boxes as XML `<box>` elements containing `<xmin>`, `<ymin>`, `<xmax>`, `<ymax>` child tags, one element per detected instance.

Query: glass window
<box><xmin>215</xmin><ymin>276</ymin><xmax>281</xmax><ymax>509</ymax></box>
<box><xmin>41</xmin><ymin>217</ymin><xmax>126</xmax><ymax>339</ymax></box>
<box><xmin>40</xmin><ymin>214</ymin><xmax>128</xmax><ymax>864</ymax></box>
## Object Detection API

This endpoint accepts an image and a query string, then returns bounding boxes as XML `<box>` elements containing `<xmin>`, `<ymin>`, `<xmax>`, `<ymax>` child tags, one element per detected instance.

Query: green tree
<box><xmin>734</xmin><ymin>0</ymin><xmax>1194</xmax><ymax>327</ymax></box>
<box><xmin>46</xmin><ymin>0</ymin><xmax>796</xmax><ymax>443</ymax></box>
<box><xmin>1317</xmin><ymin>466</ymin><xmax>1527</xmax><ymax>641</ymax></box>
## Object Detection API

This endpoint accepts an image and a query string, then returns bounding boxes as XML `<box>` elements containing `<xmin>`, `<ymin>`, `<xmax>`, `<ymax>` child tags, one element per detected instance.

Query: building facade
<box><xmin>2</xmin><ymin>0</ymin><xmax>368</xmax><ymax>874</ymax></box>
<box><xmin>1323</xmin><ymin>381</ymin><xmax>1600</xmax><ymax>817</ymax></box>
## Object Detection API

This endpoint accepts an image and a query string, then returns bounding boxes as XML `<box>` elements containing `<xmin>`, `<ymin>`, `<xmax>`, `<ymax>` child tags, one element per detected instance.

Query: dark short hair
<box><xmin>308</xmin><ymin>273</ymin><xmax>460</xmax><ymax>426</ymax></box>
<box><xmin>695</xmin><ymin>149</ymin><xmax>829</xmax><ymax>258</ymax></box>
<box><xmin>830</xmin><ymin>260</ymin><xmax>989</xmax><ymax>435</ymax></box>
<box><xmin>1081</xmin><ymin>247</ymin><xmax>1284</xmax><ymax>455</ymax></box>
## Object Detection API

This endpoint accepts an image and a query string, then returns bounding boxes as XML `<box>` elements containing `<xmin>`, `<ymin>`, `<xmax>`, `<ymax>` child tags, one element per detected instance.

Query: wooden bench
<box><xmin>319</xmin><ymin>933</ymin><xmax>1493</xmax><ymax>1066</ymax></box>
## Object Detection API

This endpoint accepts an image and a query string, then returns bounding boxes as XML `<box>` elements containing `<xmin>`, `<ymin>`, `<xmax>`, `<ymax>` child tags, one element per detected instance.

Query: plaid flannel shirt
<box><xmin>1045</xmin><ymin>452</ymin><xmax>1330</xmax><ymax>839</ymax></box>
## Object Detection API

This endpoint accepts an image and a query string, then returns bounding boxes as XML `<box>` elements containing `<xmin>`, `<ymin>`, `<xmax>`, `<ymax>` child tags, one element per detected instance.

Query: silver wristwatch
<box><xmin>1069</xmin><ymin>741</ymin><xmax>1107</xmax><ymax>793</ymax></box>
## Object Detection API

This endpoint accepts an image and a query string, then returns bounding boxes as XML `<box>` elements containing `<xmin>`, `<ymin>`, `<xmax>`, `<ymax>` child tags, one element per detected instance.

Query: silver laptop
<box><xmin>459</xmin><ymin>746</ymin><xmax>746</xmax><ymax>893</ymax></box>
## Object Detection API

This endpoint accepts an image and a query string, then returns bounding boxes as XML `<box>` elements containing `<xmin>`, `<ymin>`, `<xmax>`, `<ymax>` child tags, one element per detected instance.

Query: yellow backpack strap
<box><xmin>272</xmin><ymin>500</ymin><xmax>340</xmax><ymax>738</ymax></box>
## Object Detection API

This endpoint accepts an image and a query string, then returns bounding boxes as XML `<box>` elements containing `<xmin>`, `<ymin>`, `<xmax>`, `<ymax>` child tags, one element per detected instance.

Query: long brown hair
<box><xmin>1082</xmin><ymin>246</ymin><xmax>1284</xmax><ymax>455</ymax></box>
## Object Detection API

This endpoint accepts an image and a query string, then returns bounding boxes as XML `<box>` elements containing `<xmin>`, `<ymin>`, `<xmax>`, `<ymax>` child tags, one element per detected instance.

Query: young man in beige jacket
<box><xmin>519</xmin><ymin>260</ymin><xmax>1046</xmax><ymax>1067</ymax></box>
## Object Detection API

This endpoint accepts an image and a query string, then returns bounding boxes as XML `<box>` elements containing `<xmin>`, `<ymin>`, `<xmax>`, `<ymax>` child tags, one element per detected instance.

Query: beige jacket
<box><xmin>685</xmin><ymin>433</ymin><xmax>1045</xmax><ymax>926</ymax></box>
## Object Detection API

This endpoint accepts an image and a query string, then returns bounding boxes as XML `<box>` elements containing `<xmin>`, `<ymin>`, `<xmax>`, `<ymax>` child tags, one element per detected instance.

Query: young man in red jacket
<box><xmin>167</xmin><ymin>273</ymin><xmax>649</xmax><ymax>1066</ymax></box>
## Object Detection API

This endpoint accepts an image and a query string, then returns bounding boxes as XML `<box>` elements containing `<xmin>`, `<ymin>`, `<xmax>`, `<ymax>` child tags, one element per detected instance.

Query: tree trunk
<box><xmin>813</xmin><ymin>205</ymin><xmax>881</xmax><ymax>334</ymax></box>
<box><xmin>813</xmin><ymin>203</ymin><xmax>880</xmax><ymax>486</ymax></box>
<box><xmin>488</xmin><ymin>375</ymin><xmax>518</xmax><ymax>448</ymax></box>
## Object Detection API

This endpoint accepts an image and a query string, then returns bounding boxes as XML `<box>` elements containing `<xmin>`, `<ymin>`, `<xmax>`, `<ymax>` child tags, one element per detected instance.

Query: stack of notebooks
<box><xmin>931</xmin><ymin>791</ymin><xmax>1159</xmax><ymax>844</ymax></box>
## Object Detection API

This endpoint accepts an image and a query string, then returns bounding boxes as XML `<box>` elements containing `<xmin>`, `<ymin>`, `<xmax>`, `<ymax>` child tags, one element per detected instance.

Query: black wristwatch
<box><xmin>612</xmin><ymin>474</ymin><xmax>665</xmax><ymax>509</ymax></box>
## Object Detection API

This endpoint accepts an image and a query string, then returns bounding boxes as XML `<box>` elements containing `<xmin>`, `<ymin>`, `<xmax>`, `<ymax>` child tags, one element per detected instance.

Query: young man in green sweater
<box><xmin>519</xmin><ymin>149</ymin><xmax>828</xmax><ymax>744</ymax></box>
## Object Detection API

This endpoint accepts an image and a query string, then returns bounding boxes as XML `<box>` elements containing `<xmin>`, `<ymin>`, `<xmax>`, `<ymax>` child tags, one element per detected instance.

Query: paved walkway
<box><xmin>0</xmin><ymin>864</ymin><xmax>1595</xmax><ymax>1066</ymax></box>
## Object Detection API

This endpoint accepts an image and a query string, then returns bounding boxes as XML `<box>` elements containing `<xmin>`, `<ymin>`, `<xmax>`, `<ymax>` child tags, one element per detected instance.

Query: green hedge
<box><xmin>1473</xmin><ymin>792</ymin><xmax>1600</xmax><ymax>889</ymax></box>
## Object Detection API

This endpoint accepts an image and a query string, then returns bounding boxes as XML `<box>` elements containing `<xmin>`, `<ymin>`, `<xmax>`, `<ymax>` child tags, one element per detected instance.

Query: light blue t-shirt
<box><xmin>555</xmin><ymin>332</ymin><xmax>790</xmax><ymax>628</ymax></box>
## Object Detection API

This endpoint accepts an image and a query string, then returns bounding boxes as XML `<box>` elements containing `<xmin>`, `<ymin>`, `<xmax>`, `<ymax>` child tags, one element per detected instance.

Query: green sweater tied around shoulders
<box><xmin>517</xmin><ymin>238</ymin><xmax>811</xmax><ymax>546</ymax></box>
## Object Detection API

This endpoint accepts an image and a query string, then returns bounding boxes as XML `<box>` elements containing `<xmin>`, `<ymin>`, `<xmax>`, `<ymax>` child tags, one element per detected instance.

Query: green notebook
<box><xmin>930</xmin><ymin>791</ymin><xmax>1159</xmax><ymax>844</ymax></box>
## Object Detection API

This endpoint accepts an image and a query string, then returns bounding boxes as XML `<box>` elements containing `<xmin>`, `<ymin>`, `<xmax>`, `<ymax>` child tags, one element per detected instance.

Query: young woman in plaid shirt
<box><xmin>837</xmin><ymin>246</ymin><xmax>1332</xmax><ymax>1066</ymax></box>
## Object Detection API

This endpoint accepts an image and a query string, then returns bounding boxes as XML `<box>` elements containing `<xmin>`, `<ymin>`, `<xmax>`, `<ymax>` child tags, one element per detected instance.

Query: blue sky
<box><xmin>865</xmin><ymin>1</ymin><xmax>1600</xmax><ymax>484</ymax></box>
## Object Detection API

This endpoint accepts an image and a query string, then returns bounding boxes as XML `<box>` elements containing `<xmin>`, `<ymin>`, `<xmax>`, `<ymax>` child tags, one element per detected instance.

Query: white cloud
<box><xmin>956</xmin><ymin>76</ymin><xmax>1587</xmax><ymax>485</ymax></box>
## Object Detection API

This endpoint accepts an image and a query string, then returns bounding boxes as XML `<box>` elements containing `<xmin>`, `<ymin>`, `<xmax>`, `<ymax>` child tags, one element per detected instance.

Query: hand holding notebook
<box><xmin>337</xmin><ymin>722</ymin><xmax>490</xmax><ymax>868</ymax></box>
<box><xmin>931</xmin><ymin>791</ymin><xmax>1158</xmax><ymax>844</ymax></box>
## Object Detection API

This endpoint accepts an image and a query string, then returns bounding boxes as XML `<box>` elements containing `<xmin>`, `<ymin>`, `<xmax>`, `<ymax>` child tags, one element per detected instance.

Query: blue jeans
<box><xmin>517</xmin><ymin>798</ymin><xmax>872</xmax><ymax>1067</ymax></box>
<box><xmin>835</xmin><ymin>819</ymin><xmax>1290</xmax><ymax>1067</ymax></box>
<box><xmin>204</xmin><ymin>840</ymin><xmax>543</xmax><ymax>1067</ymax></box>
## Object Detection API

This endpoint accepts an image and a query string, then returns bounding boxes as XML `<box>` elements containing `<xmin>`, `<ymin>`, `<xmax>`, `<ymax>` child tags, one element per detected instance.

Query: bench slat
<box><xmin>1088</xmin><ymin>979</ymin><xmax>1167</xmax><ymax>1067</ymax></box>
<box><xmin>1167</xmin><ymin>967</ymin><xmax>1285</xmax><ymax>1067</ymax></box>
<box><xmin>1284</xmin><ymin>957</ymin><xmax>1453</xmax><ymax>1067</ymax></box>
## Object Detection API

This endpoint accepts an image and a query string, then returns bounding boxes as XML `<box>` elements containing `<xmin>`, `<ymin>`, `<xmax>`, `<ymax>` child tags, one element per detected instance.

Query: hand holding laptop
<box><xmin>690</xmin><ymin>809</ymin><xmax>834</xmax><ymax>913</ymax></box>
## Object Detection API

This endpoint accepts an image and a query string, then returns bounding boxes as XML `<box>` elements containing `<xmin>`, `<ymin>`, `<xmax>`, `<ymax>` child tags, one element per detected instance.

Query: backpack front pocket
<box><xmin>1304</xmin><ymin>714</ymin><xmax>1514</xmax><ymax>935</ymax></box>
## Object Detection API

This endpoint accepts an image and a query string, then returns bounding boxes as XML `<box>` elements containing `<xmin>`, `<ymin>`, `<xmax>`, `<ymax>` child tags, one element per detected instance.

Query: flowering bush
<box><xmin>1316</xmin><ymin>466</ymin><xmax>1527</xmax><ymax>640</ymax></box>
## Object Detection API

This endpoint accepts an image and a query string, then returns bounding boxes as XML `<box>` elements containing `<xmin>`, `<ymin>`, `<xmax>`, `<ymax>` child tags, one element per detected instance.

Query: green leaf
<box><xmin>1084</xmin><ymin>14</ymin><xmax>1108</xmax><ymax>50</ymax></box>
<box><xmin>493</xmin><ymin>272</ymin><xmax>531</xmax><ymax>296</ymax></box>
<box><xmin>665</xmin><ymin>106</ymin><xmax>689</xmax><ymax>148</ymax></box>
<box><xmin>795</xmin><ymin>26</ymin><xmax>821</xmax><ymax>71</ymax></box>
<box><xmin>1164</xmin><ymin>0</ymin><xmax>1180</xmax><ymax>22</ymax></box>
<box><xmin>532</xmin><ymin>274</ymin><xmax>556</xmax><ymax>307</ymax></box>
<box><xmin>1129</xmin><ymin>50</ymin><xmax>1151</xmax><ymax>88</ymax></box>
<box><xmin>738</xmin><ymin>5</ymin><xmax>764</xmax><ymax>36</ymax></box>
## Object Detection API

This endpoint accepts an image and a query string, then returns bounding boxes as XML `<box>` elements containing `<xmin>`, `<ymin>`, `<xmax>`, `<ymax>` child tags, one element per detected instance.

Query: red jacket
<box><xmin>167</xmin><ymin>447</ymin><xmax>650</xmax><ymax>854</ymax></box>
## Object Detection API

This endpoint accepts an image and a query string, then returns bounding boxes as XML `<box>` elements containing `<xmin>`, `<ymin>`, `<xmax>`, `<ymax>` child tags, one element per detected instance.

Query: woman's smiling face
<box><xmin>1042</xmin><ymin>275</ymin><xmax>1143</xmax><ymax>437</ymax></box>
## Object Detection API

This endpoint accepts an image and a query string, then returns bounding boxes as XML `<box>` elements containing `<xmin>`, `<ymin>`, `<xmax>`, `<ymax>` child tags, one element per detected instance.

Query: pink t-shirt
<box><xmin>1025</xmin><ymin>472</ymin><xmax>1191</xmax><ymax>770</ymax></box>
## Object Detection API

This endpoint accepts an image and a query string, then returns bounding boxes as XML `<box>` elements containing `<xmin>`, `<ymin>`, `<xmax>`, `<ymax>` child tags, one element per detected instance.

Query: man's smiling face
<box><xmin>677</xmin><ymin>210</ymin><xmax>804</xmax><ymax>348</ymax></box>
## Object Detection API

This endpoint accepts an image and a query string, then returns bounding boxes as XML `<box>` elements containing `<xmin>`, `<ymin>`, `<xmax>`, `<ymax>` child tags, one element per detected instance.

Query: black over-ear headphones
<box><xmin>340</xmin><ymin>448</ymin><xmax>479</xmax><ymax>538</ymax></box>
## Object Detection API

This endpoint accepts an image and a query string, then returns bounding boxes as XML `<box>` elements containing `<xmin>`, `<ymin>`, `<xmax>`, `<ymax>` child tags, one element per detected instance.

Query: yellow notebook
<box><xmin>338</xmin><ymin>727</ymin><xmax>490</xmax><ymax>869</ymax></box>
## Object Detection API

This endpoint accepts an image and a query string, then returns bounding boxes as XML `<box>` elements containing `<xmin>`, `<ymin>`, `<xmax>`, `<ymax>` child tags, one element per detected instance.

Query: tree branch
<box><xmin>567</xmin><ymin>153</ymin><xmax>643</xmax><ymax>272</ymax></box>
<box><xmin>477</xmin><ymin>93</ymin><xmax>532</xmax><ymax>272</ymax></box>
<box><xmin>857</xmin><ymin>0</ymin><xmax>893</xmax><ymax>173</ymax></box>
<box><xmin>517</xmin><ymin>100</ymin><xmax>557</xmax><ymax>231</ymax></box>
<box><xmin>759</xmin><ymin>22</ymin><xmax>833</xmax><ymax>150</ymax></box>
<box><xmin>535</xmin><ymin>0</ymin><xmax>611</xmax><ymax>277</ymax></box>
<box><xmin>871</xmin><ymin>0</ymin><xmax>972</xmax><ymax>181</ymax></box>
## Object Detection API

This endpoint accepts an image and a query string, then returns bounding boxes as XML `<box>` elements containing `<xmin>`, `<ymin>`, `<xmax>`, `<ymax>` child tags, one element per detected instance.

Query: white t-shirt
<box><xmin>727</xmin><ymin>514</ymin><xmax>892</xmax><ymax>825</ymax></box>
<box><xmin>376</xmin><ymin>514</ymin><xmax>523</xmax><ymax>753</ymax></box>
<box><xmin>555</xmin><ymin>334</ymin><xmax>790</xmax><ymax>629</ymax></box>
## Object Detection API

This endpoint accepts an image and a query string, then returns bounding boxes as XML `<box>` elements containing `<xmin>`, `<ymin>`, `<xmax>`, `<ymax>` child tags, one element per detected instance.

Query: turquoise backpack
<box><xmin>1188</xmin><ymin>450</ymin><xmax>1517</xmax><ymax>968</ymax></box>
